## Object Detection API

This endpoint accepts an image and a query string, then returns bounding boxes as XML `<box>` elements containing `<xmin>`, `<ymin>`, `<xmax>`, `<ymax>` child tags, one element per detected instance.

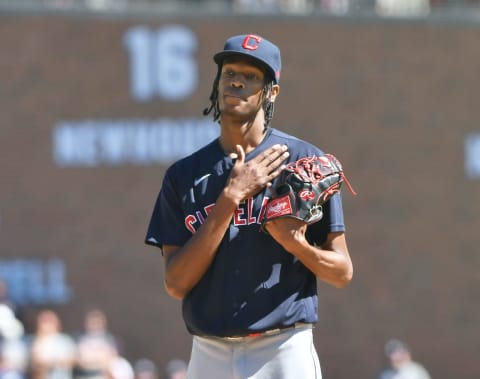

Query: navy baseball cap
<box><xmin>214</xmin><ymin>34</ymin><xmax>281</xmax><ymax>83</ymax></box>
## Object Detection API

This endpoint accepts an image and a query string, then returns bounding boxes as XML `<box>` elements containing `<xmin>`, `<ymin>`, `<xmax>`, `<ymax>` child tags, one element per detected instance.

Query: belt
<box><xmin>217</xmin><ymin>322</ymin><xmax>313</xmax><ymax>342</ymax></box>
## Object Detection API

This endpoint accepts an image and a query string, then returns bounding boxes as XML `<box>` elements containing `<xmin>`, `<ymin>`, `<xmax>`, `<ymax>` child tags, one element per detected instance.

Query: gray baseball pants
<box><xmin>186</xmin><ymin>325</ymin><xmax>322</xmax><ymax>379</ymax></box>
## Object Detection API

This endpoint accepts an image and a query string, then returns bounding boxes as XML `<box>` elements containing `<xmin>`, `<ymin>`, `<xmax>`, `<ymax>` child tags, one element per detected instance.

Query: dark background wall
<box><xmin>1</xmin><ymin>13</ymin><xmax>479</xmax><ymax>378</ymax></box>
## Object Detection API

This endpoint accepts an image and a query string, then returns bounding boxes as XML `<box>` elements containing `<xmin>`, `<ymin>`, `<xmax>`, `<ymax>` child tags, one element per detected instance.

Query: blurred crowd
<box><xmin>1</xmin><ymin>274</ymin><xmax>432</xmax><ymax>379</ymax></box>
<box><xmin>10</xmin><ymin>0</ymin><xmax>480</xmax><ymax>17</ymax></box>
<box><xmin>0</xmin><ymin>281</ymin><xmax>186</xmax><ymax>379</ymax></box>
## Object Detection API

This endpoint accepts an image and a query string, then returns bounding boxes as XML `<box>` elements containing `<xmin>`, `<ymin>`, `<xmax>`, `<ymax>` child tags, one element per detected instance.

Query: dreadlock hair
<box><xmin>203</xmin><ymin>65</ymin><xmax>277</xmax><ymax>130</ymax></box>
<box><xmin>262</xmin><ymin>81</ymin><xmax>275</xmax><ymax>129</ymax></box>
<box><xmin>202</xmin><ymin>67</ymin><xmax>222</xmax><ymax>122</ymax></box>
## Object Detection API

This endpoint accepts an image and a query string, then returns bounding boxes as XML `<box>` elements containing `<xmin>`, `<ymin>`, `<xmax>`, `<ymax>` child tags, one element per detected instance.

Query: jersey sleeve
<box><xmin>144</xmin><ymin>168</ymin><xmax>192</xmax><ymax>250</ymax></box>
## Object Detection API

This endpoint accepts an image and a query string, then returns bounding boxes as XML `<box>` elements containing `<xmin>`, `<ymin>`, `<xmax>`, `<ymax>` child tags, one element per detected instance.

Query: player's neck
<box><xmin>219</xmin><ymin>119</ymin><xmax>267</xmax><ymax>155</ymax></box>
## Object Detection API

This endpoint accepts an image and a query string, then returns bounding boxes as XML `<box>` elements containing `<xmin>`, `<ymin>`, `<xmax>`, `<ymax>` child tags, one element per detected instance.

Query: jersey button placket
<box><xmin>225</xmin><ymin>228</ymin><xmax>239</xmax><ymax>332</ymax></box>
<box><xmin>232</xmin><ymin>268</ymin><xmax>241</xmax><ymax>317</ymax></box>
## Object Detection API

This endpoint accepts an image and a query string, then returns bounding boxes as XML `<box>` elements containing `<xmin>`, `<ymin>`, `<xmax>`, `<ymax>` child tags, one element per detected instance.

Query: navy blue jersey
<box><xmin>145</xmin><ymin>128</ymin><xmax>346</xmax><ymax>337</ymax></box>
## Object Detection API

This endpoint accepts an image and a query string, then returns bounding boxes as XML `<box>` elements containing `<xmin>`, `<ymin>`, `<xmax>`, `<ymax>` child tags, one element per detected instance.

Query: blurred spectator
<box><xmin>0</xmin><ymin>305</ymin><xmax>24</xmax><ymax>343</ymax></box>
<box><xmin>279</xmin><ymin>0</ymin><xmax>315</xmax><ymax>13</ymax></box>
<box><xmin>0</xmin><ymin>310</ymin><xmax>27</xmax><ymax>379</ymax></box>
<box><xmin>320</xmin><ymin>0</ymin><xmax>350</xmax><ymax>14</ymax></box>
<box><xmin>107</xmin><ymin>350</ymin><xmax>134</xmax><ymax>379</ymax></box>
<box><xmin>0</xmin><ymin>338</ymin><xmax>28</xmax><ymax>379</ymax></box>
<box><xmin>73</xmin><ymin>308</ymin><xmax>121</xmax><ymax>379</ymax></box>
<box><xmin>42</xmin><ymin>0</ymin><xmax>74</xmax><ymax>9</ymax></box>
<box><xmin>430</xmin><ymin>0</ymin><xmax>480</xmax><ymax>7</ymax></box>
<box><xmin>375</xmin><ymin>0</ymin><xmax>430</xmax><ymax>16</ymax></box>
<box><xmin>377</xmin><ymin>339</ymin><xmax>431</xmax><ymax>379</ymax></box>
<box><xmin>0</xmin><ymin>281</ymin><xmax>28</xmax><ymax>379</ymax></box>
<box><xmin>76</xmin><ymin>307</ymin><xmax>119</xmax><ymax>350</ymax></box>
<box><xmin>0</xmin><ymin>281</ymin><xmax>14</xmax><ymax>314</ymax></box>
<box><xmin>163</xmin><ymin>360</ymin><xmax>186</xmax><ymax>379</ymax></box>
<box><xmin>0</xmin><ymin>346</ymin><xmax>24</xmax><ymax>379</ymax></box>
<box><xmin>232</xmin><ymin>0</ymin><xmax>280</xmax><ymax>13</ymax></box>
<box><xmin>232</xmin><ymin>0</ymin><xmax>314</xmax><ymax>13</ymax></box>
<box><xmin>28</xmin><ymin>310</ymin><xmax>76</xmax><ymax>379</ymax></box>
<box><xmin>84</xmin><ymin>0</ymin><xmax>128</xmax><ymax>11</ymax></box>
<box><xmin>0</xmin><ymin>280</ymin><xmax>23</xmax><ymax>325</ymax></box>
<box><xmin>133</xmin><ymin>359</ymin><xmax>157</xmax><ymax>379</ymax></box>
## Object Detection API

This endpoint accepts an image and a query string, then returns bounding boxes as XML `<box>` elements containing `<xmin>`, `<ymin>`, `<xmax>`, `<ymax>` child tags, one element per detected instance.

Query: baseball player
<box><xmin>145</xmin><ymin>34</ymin><xmax>354</xmax><ymax>379</ymax></box>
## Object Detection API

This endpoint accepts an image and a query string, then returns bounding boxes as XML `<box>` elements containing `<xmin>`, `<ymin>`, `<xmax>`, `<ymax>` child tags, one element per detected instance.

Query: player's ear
<box><xmin>269</xmin><ymin>84</ymin><xmax>280</xmax><ymax>102</ymax></box>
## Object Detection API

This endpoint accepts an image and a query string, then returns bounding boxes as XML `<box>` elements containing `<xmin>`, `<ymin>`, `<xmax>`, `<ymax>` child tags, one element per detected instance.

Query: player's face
<box><xmin>217</xmin><ymin>58</ymin><xmax>267</xmax><ymax>119</ymax></box>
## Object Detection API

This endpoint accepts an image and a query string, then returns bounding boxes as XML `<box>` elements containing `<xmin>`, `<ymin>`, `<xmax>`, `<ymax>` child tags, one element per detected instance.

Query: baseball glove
<box><xmin>261</xmin><ymin>154</ymin><xmax>356</xmax><ymax>231</ymax></box>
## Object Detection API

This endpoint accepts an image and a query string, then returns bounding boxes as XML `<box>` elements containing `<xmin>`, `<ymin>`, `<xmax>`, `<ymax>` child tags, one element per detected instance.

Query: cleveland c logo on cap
<box><xmin>242</xmin><ymin>35</ymin><xmax>262</xmax><ymax>51</ymax></box>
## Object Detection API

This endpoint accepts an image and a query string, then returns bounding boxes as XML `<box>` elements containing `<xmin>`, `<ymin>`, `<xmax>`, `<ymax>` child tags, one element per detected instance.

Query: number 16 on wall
<box><xmin>123</xmin><ymin>25</ymin><xmax>199</xmax><ymax>102</ymax></box>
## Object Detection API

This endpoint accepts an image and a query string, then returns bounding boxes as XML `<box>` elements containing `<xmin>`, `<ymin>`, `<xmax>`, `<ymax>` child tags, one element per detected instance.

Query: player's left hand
<box><xmin>264</xmin><ymin>217</ymin><xmax>308</xmax><ymax>253</ymax></box>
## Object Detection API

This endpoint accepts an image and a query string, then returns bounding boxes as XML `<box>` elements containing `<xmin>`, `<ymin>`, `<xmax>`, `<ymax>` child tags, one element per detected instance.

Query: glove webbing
<box><xmin>286</xmin><ymin>155</ymin><xmax>357</xmax><ymax>196</ymax></box>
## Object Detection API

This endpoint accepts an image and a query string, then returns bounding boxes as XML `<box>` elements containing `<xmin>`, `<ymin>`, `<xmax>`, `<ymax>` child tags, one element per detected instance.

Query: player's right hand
<box><xmin>225</xmin><ymin>144</ymin><xmax>289</xmax><ymax>204</ymax></box>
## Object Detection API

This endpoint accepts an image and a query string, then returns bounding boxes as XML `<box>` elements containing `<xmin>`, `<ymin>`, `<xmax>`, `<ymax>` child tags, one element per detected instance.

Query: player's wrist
<box><xmin>220</xmin><ymin>187</ymin><xmax>242</xmax><ymax>208</ymax></box>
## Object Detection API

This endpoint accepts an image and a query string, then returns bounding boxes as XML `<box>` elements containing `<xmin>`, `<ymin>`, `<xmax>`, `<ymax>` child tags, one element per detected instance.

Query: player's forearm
<box><xmin>164</xmin><ymin>189</ymin><xmax>240</xmax><ymax>299</ymax></box>
<box><xmin>283</xmin><ymin>233</ymin><xmax>353</xmax><ymax>288</ymax></box>
<box><xmin>303</xmin><ymin>248</ymin><xmax>353</xmax><ymax>288</ymax></box>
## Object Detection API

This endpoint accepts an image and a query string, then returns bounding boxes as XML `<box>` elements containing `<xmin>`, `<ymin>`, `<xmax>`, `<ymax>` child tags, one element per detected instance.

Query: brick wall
<box><xmin>0</xmin><ymin>15</ymin><xmax>479</xmax><ymax>378</ymax></box>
